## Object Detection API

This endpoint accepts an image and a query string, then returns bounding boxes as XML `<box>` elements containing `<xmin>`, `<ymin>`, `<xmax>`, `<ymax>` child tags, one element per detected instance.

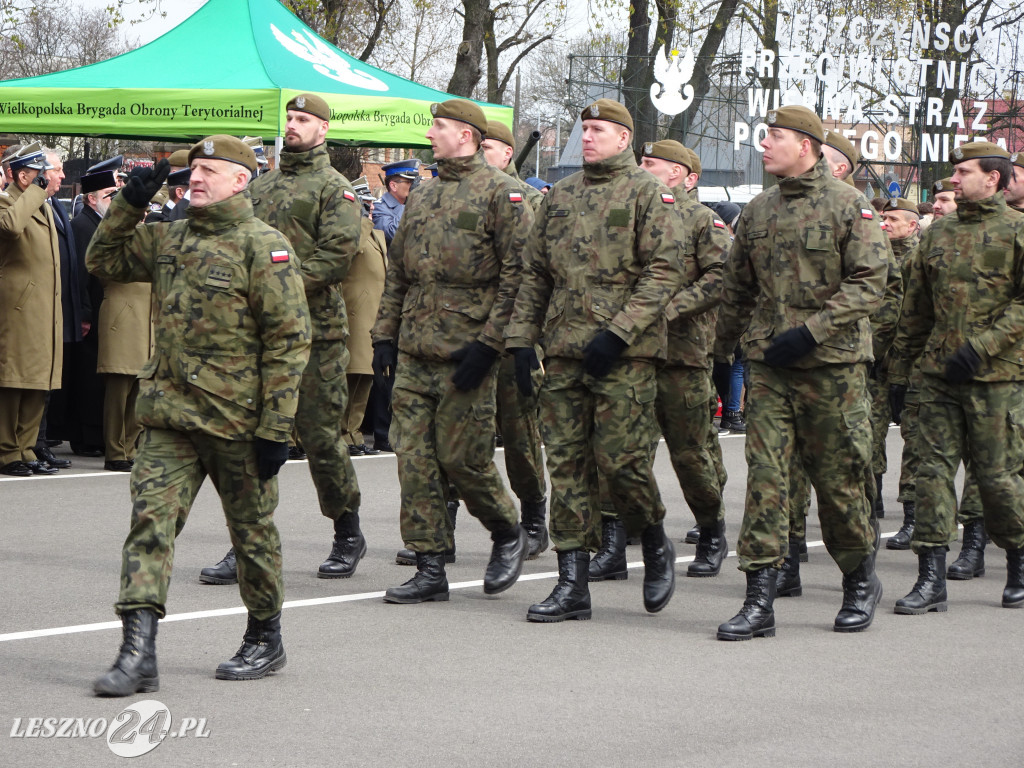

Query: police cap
<box><xmin>382</xmin><ymin>158</ymin><xmax>421</xmax><ymax>180</ymax></box>
<box><xmin>429</xmin><ymin>99</ymin><xmax>486</xmax><ymax>135</ymax></box>
<box><xmin>166</xmin><ymin>168</ymin><xmax>191</xmax><ymax>187</ymax></box>
<box><xmin>951</xmin><ymin>141</ymin><xmax>1009</xmax><ymax>164</ymax></box>
<box><xmin>87</xmin><ymin>154</ymin><xmax>125</xmax><ymax>174</ymax></box>
<box><xmin>8</xmin><ymin>141</ymin><xmax>53</xmax><ymax>172</ymax></box>
<box><xmin>580</xmin><ymin>98</ymin><xmax>633</xmax><ymax>132</ymax></box>
<box><xmin>766</xmin><ymin>105</ymin><xmax>825</xmax><ymax>143</ymax></box>
<box><xmin>188</xmin><ymin>135</ymin><xmax>258</xmax><ymax>173</ymax></box>
<box><xmin>286</xmin><ymin>93</ymin><xmax>331</xmax><ymax>122</ymax></box>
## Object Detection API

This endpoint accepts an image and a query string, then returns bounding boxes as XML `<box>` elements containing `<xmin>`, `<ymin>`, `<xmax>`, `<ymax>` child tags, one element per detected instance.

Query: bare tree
<box><xmin>285</xmin><ymin>0</ymin><xmax>400</xmax><ymax>62</ymax></box>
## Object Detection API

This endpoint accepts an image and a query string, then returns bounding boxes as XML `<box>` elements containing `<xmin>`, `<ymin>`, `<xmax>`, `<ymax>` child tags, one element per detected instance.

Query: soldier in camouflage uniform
<box><xmin>888</xmin><ymin>141</ymin><xmax>1024</xmax><ymax>613</ymax></box>
<box><xmin>504</xmin><ymin>99</ymin><xmax>684</xmax><ymax>622</ymax></box>
<box><xmin>372</xmin><ymin>99</ymin><xmax>532</xmax><ymax>604</ymax></box>
<box><xmin>199</xmin><ymin>95</ymin><xmax>367</xmax><ymax>586</ymax></box>
<box><xmin>478</xmin><ymin>119</ymin><xmax>550</xmax><ymax>558</ymax></box>
<box><xmin>90</xmin><ymin>136</ymin><xmax>311</xmax><ymax>696</ymax></box>
<box><xmin>713</xmin><ymin>106</ymin><xmax>888</xmax><ymax>640</ymax></box>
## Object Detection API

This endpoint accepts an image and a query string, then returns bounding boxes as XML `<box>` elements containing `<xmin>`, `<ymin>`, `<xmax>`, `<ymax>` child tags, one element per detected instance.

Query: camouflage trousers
<box><xmin>897</xmin><ymin>380</ymin><xmax>921</xmax><ymax>503</ymax></box>
<box><xmin>115</xmin><ymin>427</ymin><xmax>283</xmax><ymax>620</ymax></box>
<box><xmin>391</xmin><ymin>353</ymin><xmax>517</xmax><ymax>553</ymax></box>
<box><xmin>913</xmin><ymin>375</ymin><xmax>1024</xmax><ymax>552</ymax></box>
<box><xmin>540</xmin><ymin>357</ymin><xmax>665</xmax><ymax>551</ymax></box>
<box><xmin>655</xmin><ymin>365</ymin><xmax>726</xmax><ymax>528</ymax></box>
<box><xmin>295</xmin><ymin>339</ymin><xmax>361</xmax><ymax>521</ymax></box>
<box><xmin>739</xmin><ymin>362</ymin><xmax>875</xmax><ymax>574</ymax></box>
<box><xmin>869</xmin><ymin>373</ymin><xmax>890</xmax><ymax>475</ymax></box>
<box><xmin>495</xmin><ymin>351</ymin><xmax>546</xmax><ymax>505</ymax></box>
<box><xmin>787</xmin><ymin>456</ymin><xmax>812</xmax><ymax>540</ymax></box>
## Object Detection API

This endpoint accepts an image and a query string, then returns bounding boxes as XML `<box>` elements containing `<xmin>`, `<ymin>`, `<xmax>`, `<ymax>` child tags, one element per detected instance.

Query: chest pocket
<box><xmin>805</xmin><ymin>225</ymin><xmax>834</xmax><ymax>252</ymax></box>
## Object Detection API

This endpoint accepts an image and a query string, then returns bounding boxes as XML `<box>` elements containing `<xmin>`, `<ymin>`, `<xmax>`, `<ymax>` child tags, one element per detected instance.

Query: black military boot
<box><xmin>527</xmin><ymin>550</ymin><xmax>592</xmax><ymax>622</ymax></box>
<box><xmin>215</xmin><ymin>611</ymin><xmax>286</xmax><ymax>680</ymax></box>
<box><xmin>317</xmin><ymin>514</ymin><xmax>367</xmax><ymax>579</ymax></box>
<box><xmin>894</xmin><ymin>547</ymin><xmax>948</xmax><ymax>614</ymax></box>
<box><xmin>947</xmin><ymin>520</ymin><xmax>986</xmax><ymax>579</ymax></box>
<box><xmin>641</xmin><ymin>523</ymin><xmax>676</xmax><ymax>613</ymax></box>
<box><xmin>483</xmin><ymin>524</ymin><xmax>528</xmax><ymax>595</ymax></box>
<box><xmin>717</xmin><ymin>568</ymin><xmax>777</xmax><ymax>640</ymax></box>
<box><xmin>683</xmin><ymin>524</ymin><xmax>700</xmax><ymax>544</ymax></box>
<box><xmin>199</xmin><ymin>548</ymin><xmax>237</xmax><ymax>585</ymax></box>
<box><xmin>588</xmin><ymin>517</ymin><xmax>627</xmax><ymax>581</ymax></box>
<box><xmin>396</xmin><ymin>500</ymin><xmax>457</xmax><ymax>565</ymax></box>
<box><xmin>834</xmin><ymin>556</ymin><xmax>883</xmax><ymax>632</ymax></box>
<box><xmin>687</xmin><ymin>519</ymin><xmax>727</xmax><ymax>577</ymax></box>
<box><xmin>521</xmin><ymin>498</ymin><xmax>549</xmax><ymax>559</ymax></box>
<box><xmin>794</xmin><ymin>536</ymin><xmax>808</xmax><ymax>562</ymax></box>
<box><xmin>94</xmin><ymin>609</ymin><xmax>159</xmax><ymax>696</ymax></box>
<box><xmin>873</xmin><ymin>473</ymin><xmax>885</xmax><ymax>519</ymax></box>
<box><xmin>383</xmin><ymin>553</ymin><xmax>449</xmax><ymax>603</ymax></box>
<box><xmin>775</xmin><ymin>536</ymin><xmax>803</xmax><ymax>597</ymax></box>
<box><xmin>886</xmin><ymin>502</ymin><xmax>915</xmax><ymax>550</ymax></box>
<box><xmin>1003</xmin><ymin>548</ymin><xmax>1024</xmax><ymax>608</ymax></box>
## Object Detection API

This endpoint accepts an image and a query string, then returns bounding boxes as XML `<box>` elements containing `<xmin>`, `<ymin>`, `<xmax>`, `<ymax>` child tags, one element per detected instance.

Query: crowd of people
<box><xmin>3</xmin><ymin>92</ymin><xmax>1023</xmax><ymax>698</ymax></box>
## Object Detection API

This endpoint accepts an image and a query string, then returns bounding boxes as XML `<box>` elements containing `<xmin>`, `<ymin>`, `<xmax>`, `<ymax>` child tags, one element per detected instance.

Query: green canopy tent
<box><xmin>0</xmin><ymin>0</ymin><xmax>511</xmax><ymax>147</ymax></box>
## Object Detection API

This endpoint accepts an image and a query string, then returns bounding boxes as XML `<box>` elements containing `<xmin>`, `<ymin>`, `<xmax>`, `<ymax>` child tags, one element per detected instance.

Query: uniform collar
<box><xmin>956</xmin><ymin>192</ymin><xmax>1007</xmax><ymax>222</ymax></box>
<box><xmin>777</xmin><ymin>156</ymin><xmax>830</xmax><ymax>197</ymax></box>
<box><xmin>889</xmin><ymin>231</ymin><xmax>920</xmax><ymax>256</ymax></box>
<box><xmin>279</xmin><ymin>142</ymin><xmax>331</xmax><ymax>173</ymax></box>
<box><xmin>583</xmin><ymin>148</ymin><xmax>636</xmax><ymax>182</ymax></box>
<box><xmin>437</xmin><ymin>150</ymin><xmax>486</xmax><ymax>181</ymax></box>
<box><xmin>186</xmin><ymin>190</ymin><xmax>253</xmax><ymax>234</ymax></box>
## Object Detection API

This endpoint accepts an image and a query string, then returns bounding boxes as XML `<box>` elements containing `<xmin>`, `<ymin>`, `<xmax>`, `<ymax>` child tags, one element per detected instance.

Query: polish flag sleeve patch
<box><xmin>713</xmin><ymin>219</ymin><xmax>726</xmax><ymax>228</ymax></box>
<box><xmin>861</xmin><ymin>208</ymin><xmax>874</xmax><ymax>219</ymax></box>
<box><xmin>342</xmin><ymin>189</ymin><xmax>356</xmax><ymax>202</ymax></box>
<box><xmin>509</xmin><ymin>191</ymin><xmax>523</xmax><ymax>203</ymax></box>
<box><xmin>270</xmin><ymin>250</ymin><xmax>290</xmax><ymax>263</ymax></box>
<box><xmin>661</xmin><ymin>193</ymin><xmax>675</xmax><ymax>204</ymax></box>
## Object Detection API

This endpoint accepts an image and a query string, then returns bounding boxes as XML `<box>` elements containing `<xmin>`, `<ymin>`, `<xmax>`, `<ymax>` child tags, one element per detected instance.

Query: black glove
<box><xmin>450</xmin><ymin>341</ymin><xmax>499</xmax><ymax>392</ymax></box>
<box><xmin>120</xmin><ymin>158</ymin><xmax>170</xmax><ymax>208</ymax></box>
<box><xmin>510</xmin><ymin>347</ymin><xmax>541</xmax><ymax>397</ymax></box>
<box><xmin>712</xmin><ymin>359</ymin><xmax>733</xmax><ymax>403</ymax></box>
<box><xmin>33</xmin><ymin>171</ymin><xmax>49</xmax><ymax>190</ymax></box>
<box><xmin>255</xmin><ymin>437</ymin><xmax>289</xmax><ymax>481</ymax></box>
<box><xmin>763</xmin><ymin>325</ymin><xmax>817</xmax><ymax>368</ymax></box>
<box><xmin>944</xmin><ymin>342</ymin><xmax>982</xmax><ymax>384</ymax></box>
<box><xmin>372</xmin><ymin>340</ymin><xmax>397</xmax><ymax>389</ymax></box>
<box><xmin>583</xmin><ymin>329</ymin><xmax>628</xmax><ymax>378</ymax></box>
<box><xmin>888</xmin><ymin>384</ymin><xmax>908</xmax><ymax>425</ymax></box>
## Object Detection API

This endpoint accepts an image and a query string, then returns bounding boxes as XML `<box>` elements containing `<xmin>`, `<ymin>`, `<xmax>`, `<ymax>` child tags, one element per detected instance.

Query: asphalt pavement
<box><xmin>1</xmin><ymin>428</ymin><xmax>1021</xmax><ymax>767</ymax></box>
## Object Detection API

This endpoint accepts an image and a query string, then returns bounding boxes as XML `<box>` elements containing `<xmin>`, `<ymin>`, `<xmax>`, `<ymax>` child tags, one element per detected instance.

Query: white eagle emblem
<box><xmin>1012</xmin><ymin>152</ymin><xmax>1019</xmax><ymax>163</ymax></box>
<box><xmin>644</xmin><ymin>142</ymin><xmax>653</xmax><ymax>155</ymax></box>
<box><xmin>296</xmin><ymin>96</ymin><xmax>306</xmax><ymax>109</ymax></box>
<box><xmin>767</xmin><ymin>111</ymin><xmax>777</xmax><ymax>125</ymax></box>
<box><xmin>953</xmin><ymin>146</ymin><xmax>963</xmax><ymax>159</ymax></box>
<box><xmin>935</xmin><ymin>181</ymin><xmax>944</xmax><ymax>192</ymax></box>
<box><xmin>650</xmin><ymin>46</ymin><xmax>695</xmax><ymax>116</ymax></box>
<box><xmin>203</xmin><ymin>141</ymin><xmax>215</xmax><ymax>155</ymax></box>
<box><xmin>590</xmin><ymin>104</ymin><xmax>600</xmax><ymax>118</ymax></box>
<box><xmin>430</xmin><ymin>103</ymin><xmax>438</xmax><ymax>116</ymax></box>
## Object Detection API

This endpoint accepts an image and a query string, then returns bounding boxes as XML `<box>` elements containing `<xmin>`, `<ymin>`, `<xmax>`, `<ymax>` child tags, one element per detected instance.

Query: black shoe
<box><xmin>94</xmin><ymin>609</ymin><xmax>159</xmax><ymax>696</ymax></box>
<box><xmin>104</xmin><ymin>460</ymin><xmax>134</xmax><ymax>472</ymax></box>
<box><xmin>894</xmin><ymin>548</ymin><xmax>948</xmax><ymax>614</ymax></box>
<box><xmin>374</xmin><ymin>441</ymin><xmax>394</xmax><ymax>453</ymax></box>
<box><xmin>718</xmin><ymin>568</ymin><xmax>777</xmax><ymax>640</ymax></box>
<box><xmin>948</xmin><ymin>520</ymin><xmax>986</xmax><ymax>579</ymax></box>
<box><xmin>0</xmin><ymin>461</ymin><xmax>32</xmax><ymax>477</ymax></box>
<box><xmin>1003</xmin><ymin>548</ymin><xmax>1024</xmax><ymax>608</ymax></box>
<box><xmin>383</xmin><ymin>553</ymin><xmax>449</xmax><ymax>603</ymax></box>
<box><xmin>317</xmin><ymin>519</ymin><xmax>367</xmax><ymax>579</ymax></box>
<box><xmin>683</xmin><ymin>524</ymin><xmax>700</xmax><ymax>545</ymax></box>
<box><xmin>834</xmin><ymin>556</ymin><xmax>883</xmax><ymax>632</ymax></box>
<box><xmin>494</xmin><ymin>433</ymin><xmax>503</xmax><ymax>447</ymax></box>
<box><xmin>521</xmin><ymin>498</ymin><xmax>549</xmax><ymax>559</ymax></box>
<box><xmin>396</xmin><ymin>499</ymin><xmax>457</xmax><ymax>564</ymax></box>
<box><xmin>347</xmin><ymin>444</ymin><xmax>366</xmax><ymax>457</ymax></box>
<box><xmin>641</xmin><ymin>523</ymin><xmax>676</xmax><ymax>613</ymax></box>
<box><xmin>26</xmin><ymin>460</ymin><xmax>59</xmax><ymax>475</ymax></box>
<box><xmin>484</xmin><ymin>524</ymin><xmax>527</xmax><ymax>594</ymax></box>
<box><xmin>71</xmin><ymin>444</ymin><xmax>104</xmax><ymax>458</ymax></box>
<box><xmin>589</xmin><ymin>517</ymin><xmax>628</xmax><ymax>581</ymax></box>
<box><xmin>215</xmin><ymin>612</ymin><xmax>286</xmax><ymax>680</ymax></box>
<box><xmin>527</xmin><ymin>550</ymin><xmax>592</xmax><ymax>622</ymax></box>
<box><xmin>887</xmin><ymin>502</ymin><xmax>915</xmax><ymax>550</ymax></box>
<box><xmin>775</xmin><ymin>536</ymin><xmax>803</xmax><ymax>597</ymax></box>
<box><xmin>722</xmin><ymin>410</ymin><xmax>746</xmax><ymax>433</ymax></box>
<box><xmin>200</xmin><ymin>549</ymin><xmax>238</xmax><ymax>585</ymax></box>
<box><xmin>688</xmin><ymin>519</ymin><xmax>727</xmax><ymax>577</ymax></box>
<box><xmin>287</xmin><ymin>445</ymin><xmax>306</xmax><ymax>460</ymax></box>
<box><xmin>873</xmin><ymin>473</ymin><xmax>885</xmax><ymax>519</ymax></box>
<box><xmin>362</xmin><ymin>445</ymin><xmax>380</xmax><ymax>456</ymax></box>
<box><xmin>36</xmin><ymin>446</ymin><xmax>71</xmax><ymax>469</ymax></box>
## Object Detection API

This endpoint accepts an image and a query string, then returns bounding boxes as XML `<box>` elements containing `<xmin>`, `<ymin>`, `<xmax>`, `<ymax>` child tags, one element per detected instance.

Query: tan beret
<box><xmin>884</xmin><ymin>197</ymin><xmax>920</xmax><ymax>216</ymax></box>
<box><xmin>188</xmin><ymin>135</ymin><xmax>258</xmax><ymax>173</ymax></box>
<box><xmin>581</xmin><ymin>98</ymin><xmax>634</xmax><ymax>132</ymax></box>
<box><xmin>484</xmin><ymin>120</ymin><xmax>515</xmax><ymax>149</ymax></box>
<box><xmin>823</xmin><ymin>129</ymin><xmax>860</xmax><ymax>167</ymax></box>
<box><xmin>766</xmin><ymin>105</ymin><xmax>824</xmax><ymax>143</ymax></box>
<box><xmin>951</xmin><ymin>140</ymin><xmax>1009</xmax><ymax>164</ymax></box>
<box><xmin>429</xmin><ymin>99</ymin><xmax>486</xmax><ymax>134</ymax></box>
<box><xmin>641</xmin><ymin>139</ymin><xmax>688</xmax><ymax>166</ymax></box>
<box><xmin>168</xmin><ymin>149</ymin><xmax>191</xmax><ymax>167</ymax></box>
<box><xmin>681</xmin><ymin>146</ymin><xmax>701</xmax><ymax>176</ymax></box>
<box><xmin>1010</xmin><ymin>151</ymin><xmax>1024</xmax><ymax>169</ymax></box>
<box><xmin>286</xmin><ymin>93</ymin><xmax>330</xmax><ymax>122</ymax></box>
<box><xmin>934</xmin><ymin>178</ymin><xmax>955</xmax><ymax>193</ymax></box>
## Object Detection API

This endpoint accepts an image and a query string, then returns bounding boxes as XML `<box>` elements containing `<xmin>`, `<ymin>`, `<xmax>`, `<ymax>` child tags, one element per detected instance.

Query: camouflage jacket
<box><xmin>504</xmin><ymin>148</ymin><xmax>685</xmax><ymax>361</ymax></box>
<box><xmin>889</xmin><ymin>193</ymin><xmax>1024</xmax><ymax>383</ymax></box>
<box><xmin>248</xmin><ymin>142</ymin><xmax>361</xmax><ymax>343</ymax></box>
<box><xmin>372</xmin><ymin>149</ymin><xmax>535</xmax><ymax>362</ymax></box>
<box><xmin>505</xmin><ymin>166</ymin><xmax>543</xmax><ymax>208</ymax></box>
<box><xmin>86</xmin><ymin>191</ymin><xmax>311</xmax><ymax>442</ymax></box>
<box><xmin>713</xmin><ymin>157</ymin><xmax>887</xmax><ymax>367</ymax></box>
<box><xmin>663</xmin><ymin>197</ymin><xmax>727</xmax><ymax>368</ymax></box>
<box><xmin>872</xmin><ymin>232</ymin><xmax>916</xmax><ymax>362</ymax></box>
